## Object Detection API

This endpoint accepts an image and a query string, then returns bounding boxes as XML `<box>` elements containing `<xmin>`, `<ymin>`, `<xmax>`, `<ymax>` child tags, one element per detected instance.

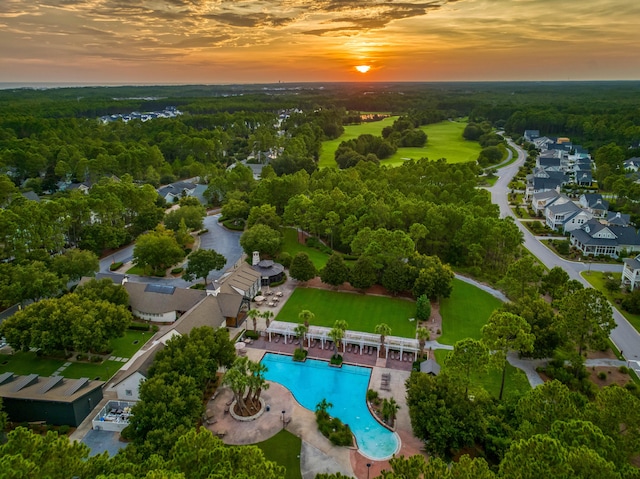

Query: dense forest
<box><xmin>3</xmin><ymin>82</ymin><xmax>640</xmax><ymax>477</ymax></box>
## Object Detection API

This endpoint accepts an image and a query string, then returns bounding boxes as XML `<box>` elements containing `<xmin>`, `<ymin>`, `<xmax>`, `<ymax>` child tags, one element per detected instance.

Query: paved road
<box><xmin>99</xmin><ymin>213</ymin><xmax>244</xmax><ymax>287</ymax></box>
<box><xmin>489</xmin><ymin>140</ymin><xmax>640</xmax><ymax>361</ymax></box>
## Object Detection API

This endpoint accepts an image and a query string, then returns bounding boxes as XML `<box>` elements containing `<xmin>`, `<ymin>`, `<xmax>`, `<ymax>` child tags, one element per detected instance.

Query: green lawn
<box><xmin>0</xmin><ymin>331</ymin><xmax>151</xmax><ymax>381</ymax></box>
<box><xmin>438</xmin><ymin>279</ymin><xmax>503</xmax><ymax>344</ymax></box>
<box><xmin>434</xmin><ymin>349</ymin><xmax>531</xmax><ymax>400</ymax></box>
<box><xmin>276</xmin><ymin>288</ymin><xmax>417</xmax><ymax>338</ymax></box>
<box><xmin>582</xmin><ymin>271</ymin><xmax>640</xmax><ymax>333</ymax></box>
<box><xmin>319</xmin><ymin>117</ymin><xmax>398</xmax><ymax>168</ymax></box>
<box><xmin>0</xmin><ymin>351</ymin><xmax>65</xmax><ymax>377</ymax></box>
<box><xmin>281</xmin><ymin>227</ymin><xmax>331</xmax><ymax>270</ymax></box>
<box><xmin>383</xmin><ymin>121</ymin><xmax>482</xmax><ymax>166</ymax></box>
<box><xmin>255</xmin><ymin>429</ymin><xmax>302</xmax><ymax>479</ymax></box>
<box><xmin>319</xmin><ymin>118</ymin><xmax>481</xmax><ymax>168</ymax></box>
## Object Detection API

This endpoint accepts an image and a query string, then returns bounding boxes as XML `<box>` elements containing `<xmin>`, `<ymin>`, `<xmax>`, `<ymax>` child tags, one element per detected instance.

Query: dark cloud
<box><xmin>204</xmin><ymin>12</ymin><xmax>294</xmax><ymax>28</ymax></box>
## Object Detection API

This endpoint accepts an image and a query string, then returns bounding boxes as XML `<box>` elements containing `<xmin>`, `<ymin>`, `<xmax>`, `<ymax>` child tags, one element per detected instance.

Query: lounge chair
<box><xmin>347</xmin><ymin>344</ymin><xmax>352</xmax><ymax>353</ymax></box>
<box><xmin>224</xmin><ymin>406</ymin><xmax>230</xmax><ymax>414</ymax></box>
<box><xmin>274</xmin><ymin>335</ymin><xmax>280</xmax><ymax>343</ymax></box>
<box><xmin>206</xmin><ymin>418</ymin><xmax>217</xmax><ymax>425</ymax></box>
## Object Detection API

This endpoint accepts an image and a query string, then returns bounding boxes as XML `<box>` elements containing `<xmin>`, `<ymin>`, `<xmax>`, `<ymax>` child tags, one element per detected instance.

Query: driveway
<box><xmin>99</xmin><ymin>213</ymin><xmax>243</xmax><ymax>286</ymax></box>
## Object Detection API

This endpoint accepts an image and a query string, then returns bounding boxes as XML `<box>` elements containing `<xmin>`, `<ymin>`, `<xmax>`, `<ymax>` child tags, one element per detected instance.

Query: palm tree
<box><xmin>329</xmin><ymin>320</ymin><xmax>348</xmax><ymax>357</ymax></box>
<box><xmin>315</xmin><ymin>398</ymin><xmax>333</xmax><ymax>415</ymax></box>
<box><xmin>298</xmin><ymin>309</ymin><xmax>315</xmax><ymax>329</ymax></box>
<box><xmin>416</xmin><ymin>326</ymin><xmax>430</xmax><ymax>358</ymax></box>
<box><xmin>247</xmin><ymin>308</ymin><xmax>261</xmax><ymax>332</ymax></box>
<box><xmin>329</xmin><ymin>327</ymin><xmax>345</xmax><ymax>359</ymax></box>
<box><xmin>374</xmin><ymin>323</ymin><xmax>392</xmax><ymax>358</ymax></box>
<box><xmin>381</xmin><ymin>397</ymin><xmax>400</xmax><ymax>425</ymax></box>
<box><xmin>294</xmin><ymin>323</ymin><xmax>307</xmax><ymax>351</ymax></box>
<box><xmin>261</xmin><ymin>310</ymin><xmax>274</xmax><ymax>329</ymax></box>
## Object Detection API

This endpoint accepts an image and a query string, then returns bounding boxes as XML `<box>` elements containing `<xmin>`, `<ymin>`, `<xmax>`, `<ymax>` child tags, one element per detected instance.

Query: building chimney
<box><xmin>252</xmin><ymin>251</ymin><xmax>260</xmax><ymax>266</ymax></box>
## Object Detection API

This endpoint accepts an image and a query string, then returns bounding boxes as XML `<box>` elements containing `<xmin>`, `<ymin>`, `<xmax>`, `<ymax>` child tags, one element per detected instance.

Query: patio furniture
<box><xmin>347</xmin><ymin>344</ymin><xmax>352</xmax><ymax>353</ymax></box>
<box><xmin>274</xmin><ymin>335</ymin><xmax>280</xmax><ymax>343</ymax></box>
<box><xmin>267</xmin><ymin>301</ymin><xmax>275</xmax><ymax>307</ymax></box>
<box><xmin>276</xmin><ymin>291</ymin><xmax>283</xmax><ymax>297</ymax></box>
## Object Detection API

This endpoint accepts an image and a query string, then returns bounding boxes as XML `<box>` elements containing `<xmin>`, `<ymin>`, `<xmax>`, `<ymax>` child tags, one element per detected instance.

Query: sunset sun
<box><xmin>355</xmin><ymin>65</ymin><xmax>371</xmax><ymax>73</ymax></box>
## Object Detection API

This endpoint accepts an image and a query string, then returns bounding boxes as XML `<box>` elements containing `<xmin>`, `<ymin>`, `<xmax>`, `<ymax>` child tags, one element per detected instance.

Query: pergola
<box><xmin>265</xmin><ymin>320</ymin><xmax>420</xmax><ymax>360</ymax></box>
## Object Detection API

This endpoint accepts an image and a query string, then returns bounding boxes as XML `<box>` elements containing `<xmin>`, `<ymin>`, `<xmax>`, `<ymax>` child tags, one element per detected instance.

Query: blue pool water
<box><xmin>261</xmin><ymin>353</ymin><xmax>400</xmax><ymax>460</ymax></box>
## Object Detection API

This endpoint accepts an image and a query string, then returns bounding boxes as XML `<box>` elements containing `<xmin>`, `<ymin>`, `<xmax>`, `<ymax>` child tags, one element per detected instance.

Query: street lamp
<box><xmin>282</xmin><ymin>410</ymin><xmax>286</xmax><ymax>429</ymax></box>
<box><xmin>366</xmin><ymin>463</ymin><xmax>372</xmax><ymax>479</ymax></box>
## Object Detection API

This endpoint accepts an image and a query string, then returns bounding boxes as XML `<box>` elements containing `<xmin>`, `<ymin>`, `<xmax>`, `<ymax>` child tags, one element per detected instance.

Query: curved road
<box><xmin>489</xmin><ymin>140</ymin><xmax>640</xmax><ymax>360</ymax></box>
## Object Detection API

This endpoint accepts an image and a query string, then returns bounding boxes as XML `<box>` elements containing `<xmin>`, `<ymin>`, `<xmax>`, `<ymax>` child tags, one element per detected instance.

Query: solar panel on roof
<box><xmin>0</xmin><ymin>372</ymin><xmax>14</xmax><ymax>385</ymax></box>
<box><xmin>145</xmin><ymin>284</ymin><xmax>176</xmax><ymax>294</ymax></box>
<box><xmin>38</xmin><ymin>375</ymin><xmax>64</xmax><ymax>394</ymax></box>
<box><xmin>65</xmin><ymin>377</ymin><xmax>89</xmax><ymax>396</ymax></box>
<box><xmin>11</xmin><ymin>373</ymin><xmax>38</xmax><ymax>392</ymax></box>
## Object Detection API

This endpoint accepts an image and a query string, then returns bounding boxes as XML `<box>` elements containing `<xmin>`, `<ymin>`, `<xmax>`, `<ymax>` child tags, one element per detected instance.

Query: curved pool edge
<box><xmin>261</xmin><ymin>352</ymin><xmax>400</xmax><ymax>461</ymax></box>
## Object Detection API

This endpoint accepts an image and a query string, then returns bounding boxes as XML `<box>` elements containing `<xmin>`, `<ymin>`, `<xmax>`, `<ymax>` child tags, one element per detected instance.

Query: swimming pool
<box><xmin>261</xmin><ymin>353</ymin><xmax>400</xmax><ymax>460</ymax></box>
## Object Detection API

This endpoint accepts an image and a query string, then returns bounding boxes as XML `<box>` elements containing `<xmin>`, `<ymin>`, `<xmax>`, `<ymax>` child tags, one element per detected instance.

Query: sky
<box><xmin>1</xmin><ymin>0</ymin><xmax>639</xmax><ymax>84</ymax></box>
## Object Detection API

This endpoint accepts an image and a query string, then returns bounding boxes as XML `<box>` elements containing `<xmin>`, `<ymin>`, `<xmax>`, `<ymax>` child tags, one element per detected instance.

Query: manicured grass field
<box><xmin>281</xmin><ymin>227</ymin><xmax>331</xmax><ymax>270</ymax></box>
<box><xmin>438</xmin><ymin>279</ymin><xmax>503</xmax><ymax>344</ymax></box>
<box><xmin>256</xmin><ymin>429</ymin><xmax>302</xmax><ymax>479</ymax></box>
<box><xmin>318</xmin><ymin>117</ymin><xmax>398</xmax><ymax>168</ymax></box>
<box><xmin>319</xmin><ymin>118</ymin><xmax>481</xmax><ymax>168</ymax></box>
<box><xmin>433</xmin><ymin>349</ymin><xmax>531</xmax><ymax>399</ymax></box>
<box><xmin>0</xmin><ymin>351</ymin><xmax>65</xmax><ymax>377</ymax></box>
<box><xmin>276</xmin><ymin>288</ymin><xmax>417</xmax><ymax>338</ymax></box>
<box><xmin>582</xmin><ymin>271</ymin><xmax>640</xmax><ymax>333</ymax></box>
<box><xmin>0</xmin><ymin>330</ymin><xmax>151</xmax><ymax>381</ymax></box>
<box><xmin>383</xmin><ymin>121</ymin><xmax>482</xmax><ymax>166</ymax></box>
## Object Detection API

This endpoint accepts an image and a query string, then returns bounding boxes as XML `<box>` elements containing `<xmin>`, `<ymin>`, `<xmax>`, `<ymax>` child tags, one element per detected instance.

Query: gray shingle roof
<box><xmin>125</xmin><ymin>282</ymin><xmax>206</xmax><ymax>315</ymax></box>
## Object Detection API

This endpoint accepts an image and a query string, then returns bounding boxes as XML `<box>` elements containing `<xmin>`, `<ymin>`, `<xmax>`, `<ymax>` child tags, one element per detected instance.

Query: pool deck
<box><xmin>207</xmin><ymin>343</ymin><xmax>427</xmax><ymax>479</ymax></box>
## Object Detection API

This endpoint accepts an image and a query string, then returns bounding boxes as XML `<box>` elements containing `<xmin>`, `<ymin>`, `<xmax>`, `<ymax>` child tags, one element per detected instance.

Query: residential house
<box><xmin>536</xmin><ymin>156</ymin><xmax>562</xmax><ymax>171</ymax></box>
<box><xmin>624</xmin><ymin>157</ymin><xmax>640</xmax><ymax>172</ymax></box>
<box><xmin>524</xmin><ymin>130</ymin><xmax>540</xmax><ymax>142</ymax></box>
<box><xmin>575</xmin><ymin>170</ymin><xmax>593</xmax><ymax>186</ymax></box>
<box><xmin>570</xmin><ymin>219</ymin><xmax>640</xmax><ymax>258</ymax></box>
<box><xmin>545</xmin><ymin>197</ymin><xmax>592</xmax><ymax>233</ymax></box>
<box><xmin>579</xmin><ymin>194</ymin><xmax>609</xmax><ymax>218</ymax></box>
<box><xmin>605</xmin><ymin>211</ymin><xmax>632</xmax><ymax>227</ymax></box>
<box><xmin>0</xmin><ymin>373</ymin><xmax>103</xmax><ymax>427</ymax></box>
<box><xmin>622</xmin><ymin>255</ymin><xmax>640</xmax><ymax>290</ymax></box>
<box><xmin>526</xmin><ymin>170</ymin><xmax>570</xmax><ymax>199</ymax></box>
<box><xmin>157</xmin><ymin>181</ymin><xmax>198</xmax><ymax>203</ymax></box>
<box><xmin>531</xmin><ymin>189</ymin><xmax>561</xmax><ymax>216</ymax></box>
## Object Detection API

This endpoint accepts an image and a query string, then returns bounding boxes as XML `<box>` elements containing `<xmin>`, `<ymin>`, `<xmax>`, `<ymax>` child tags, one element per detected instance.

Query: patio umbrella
<box><xmin>235</xmin><ymin>342</ymin><xmax>246</xmax><ymax>352</ymax></box>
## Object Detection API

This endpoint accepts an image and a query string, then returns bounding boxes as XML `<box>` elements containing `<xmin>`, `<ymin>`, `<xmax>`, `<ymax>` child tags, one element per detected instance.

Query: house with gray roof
<box><xmin>524</xmin><ymin>130</ymin><xmax>540</xmax><ymax>142</ymax></box>
<box><xmin>157</xmin><ymin>181</ymin><xmax>198</xmax><ymax>203</ymax></box>
<box><xmin>531</xmin><ymin>189</ymin><xmax>561</xmax><ymax>216</ymax></box>
<box><xmin>605</xmin><ymin>211</ymin><xmax>631</xmax><ymax>227</ymax></box>
<box><xmin>579</xmin><ymin>194</ymin><xmax>609</xmax><ymax>218</ymax></box>
<box><xmin>545</xmin><ymin>197</ymin><xmax>592</xmax><ymax>233</ymax></box>
<box><xmin>570</xmin><ymin>220</ymin><xmax>640</xmax><ymax>258</ymax></box>
<box><xmin>624</xmin><ymin>158</ymin><xmax>640</xmax><ymax>172</ymax></box>
<box><xmin>623</xmin><ymin>255</ymin><xmax>640</xmax><ymax>290</ymax></box>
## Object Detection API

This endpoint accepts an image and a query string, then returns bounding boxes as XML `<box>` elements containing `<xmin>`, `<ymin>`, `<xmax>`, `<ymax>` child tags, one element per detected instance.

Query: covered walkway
<box><xmin>265</xmin><ymin>320</ymin><xmax>421</xmax><ymax>361</ymax></box>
